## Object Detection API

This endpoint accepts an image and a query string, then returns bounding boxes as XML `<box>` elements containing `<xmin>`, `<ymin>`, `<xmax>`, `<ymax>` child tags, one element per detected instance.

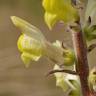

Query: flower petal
<box><xmin>44</xmin><ymin>12</ymin><xmax>58</xmax><ymax>30</ymax></box>
<box><xmin>17</xmin><ymin>34</ymin><xmax>43</xmax><ymax>56</ymax></box>
<box><xmin>42</xmin><ymin>0</ymin><xmax>79</xmax><ymax>28</ymax></box>
<box><xmin>11</xmin><ymin>16</ymin><xmax>46</xmax><ymax>43</ymax></box>
<box><xmin>21</xmin><ymin>52</ymin><xmax>41</xmax><ymax>67</ymax></box>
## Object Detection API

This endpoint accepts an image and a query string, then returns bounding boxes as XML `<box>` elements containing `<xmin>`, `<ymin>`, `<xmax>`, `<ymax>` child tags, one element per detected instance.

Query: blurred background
<box><xmin>0</xmin><ymin>0</ymin><xmax>95</xmax><ymax>96</ymax></box>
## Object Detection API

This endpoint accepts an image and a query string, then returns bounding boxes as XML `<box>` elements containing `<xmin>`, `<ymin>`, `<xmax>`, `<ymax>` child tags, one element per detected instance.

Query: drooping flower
<box><xmin>11</xmin><ymin>16</ymin><xmax>46</xmax><ymax>67</ymax></box>
<box><xmin>11</xmin><ymin>16</ymin><xmax>75</xmax><ymax>67</ymax></box>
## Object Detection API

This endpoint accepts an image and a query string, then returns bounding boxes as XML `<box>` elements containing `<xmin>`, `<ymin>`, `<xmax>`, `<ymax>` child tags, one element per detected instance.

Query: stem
<box><xmin>71</xmin><ymin>29</ymin><xmax>93</xmax><ymax>96</ymax></box>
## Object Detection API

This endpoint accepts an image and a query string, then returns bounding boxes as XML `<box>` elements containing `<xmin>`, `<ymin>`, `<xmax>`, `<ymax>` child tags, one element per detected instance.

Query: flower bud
<box><xmin>63</xmin><ymin>49</ymin><xmax>75</xmax><ymax>66</ymax></box>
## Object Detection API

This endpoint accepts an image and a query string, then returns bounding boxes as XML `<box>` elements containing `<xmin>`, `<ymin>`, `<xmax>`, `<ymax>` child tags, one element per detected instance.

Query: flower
<box><xmin>54</xmin><ymin>64</ymin><xmax>81</xmax><ymax>96</ymax></box>
<box><xmin>17</xmin><ymin>34</ymin><xmax>43</xmax><ymax>67</ymax></box>
<box><xmin>11</xmin><ymin>16</ymin><xmax>75</xmax><ymax>67</ymax></box>
<box><xmin>11</xmin><ymin>16</ymin><xmax>46</xmax><ymax>67</ymax></box>
<box><xmin>42</xmin><ymin>0</ymin><xmax>79</xmax><ymax>29</ymax></box>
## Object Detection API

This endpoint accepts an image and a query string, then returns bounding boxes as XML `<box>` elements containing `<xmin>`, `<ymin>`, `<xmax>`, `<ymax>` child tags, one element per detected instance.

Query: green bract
<box><xmin>42</xmin><ymin>0</ymin><xmax>79</xmax><ymax>29</ymax></box>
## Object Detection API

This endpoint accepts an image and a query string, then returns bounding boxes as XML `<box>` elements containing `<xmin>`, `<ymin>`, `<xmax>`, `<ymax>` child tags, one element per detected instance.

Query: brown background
<box><xmin>0</xmin><ymin>0</ymin><xmax>95</xmax><ymax>96</ymax></box>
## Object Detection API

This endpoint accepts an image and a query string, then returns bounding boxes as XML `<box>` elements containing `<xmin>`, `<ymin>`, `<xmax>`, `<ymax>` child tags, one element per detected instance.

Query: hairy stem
<box><xmin>71</xmin><ymin>29</ymin><xmax>93</xmax><ymax>96</ymax></box>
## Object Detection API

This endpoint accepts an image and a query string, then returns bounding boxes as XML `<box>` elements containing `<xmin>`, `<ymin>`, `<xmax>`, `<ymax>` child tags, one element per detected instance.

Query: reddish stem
<box><xmin>72</xmin><ymin>30</ymin><xmax>93</xmax><ymax>96</ymax></box>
